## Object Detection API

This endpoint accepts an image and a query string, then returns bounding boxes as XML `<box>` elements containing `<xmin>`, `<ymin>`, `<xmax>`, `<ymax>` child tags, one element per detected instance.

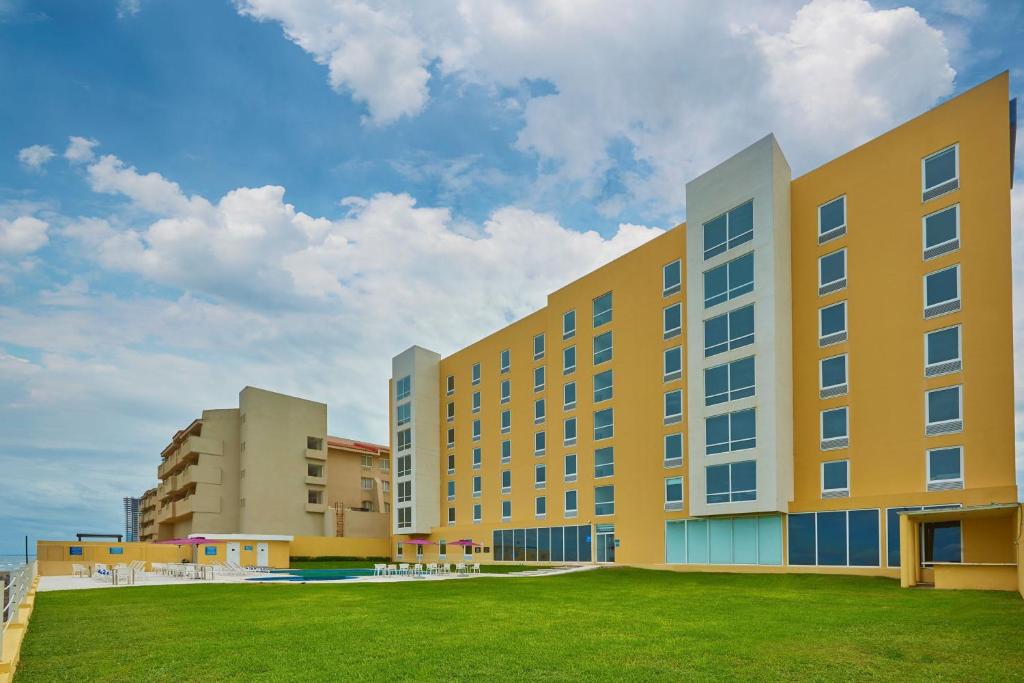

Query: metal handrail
<box><xmin>0</xmin><ymin>560</ymin><xmax>37</xmax><ymax>660</ymax></box>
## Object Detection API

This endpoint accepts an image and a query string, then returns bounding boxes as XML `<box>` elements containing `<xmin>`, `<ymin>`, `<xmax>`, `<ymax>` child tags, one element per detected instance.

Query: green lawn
<box><xmin>291</xmin><ymin>559</ymin><xmax>551</xmax><ymax>573</ymax></box>
<box><xmin>18</xmin><ymin>569</ymin><xmax>1024</xmax><ymax>681</ymax></box>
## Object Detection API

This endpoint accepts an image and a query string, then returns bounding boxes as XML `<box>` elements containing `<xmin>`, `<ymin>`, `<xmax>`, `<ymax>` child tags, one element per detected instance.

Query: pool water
<box><xmin>247</xmin><ymin>568</ymin><xmax>376</xmax><ymax>582</ymax></box>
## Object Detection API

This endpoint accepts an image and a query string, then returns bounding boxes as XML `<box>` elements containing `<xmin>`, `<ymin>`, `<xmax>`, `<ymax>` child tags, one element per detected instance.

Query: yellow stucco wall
<box><xmin>289</xmin><ymin>535</ymin><xmax>391</xmax><ymax>559</ymax></box>
<box><xmin>933</xmin><ymin>564</ymin><xmax>1018</xmax><ymax>591</ymax></box>
<box><xmin>36</xmin><ymin>541</ymin><xmax>189</xmax><ymax>576</ymax></box>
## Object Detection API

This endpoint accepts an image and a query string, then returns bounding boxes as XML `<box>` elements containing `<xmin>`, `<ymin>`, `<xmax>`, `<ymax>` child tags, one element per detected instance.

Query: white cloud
<box><xmin>116</xmin><ymin>0</ymin><xmax>140</xmax><ymax>18</ymax></box>
<box><xmin>64</xmin><ymin>136</ymin><xmax>99</xmax><ymax>164</ymax></box>
<box><xmin>237</xmin><ymin>0</ymin><xmax>956</xmax><ymax>218</ymax></box>
<box><xmin>17</xmin><ymin>144</ymin><xmax>54</xmax><ymax>171</ymax></box>
<box><xmin>0</xmin><ymin>216</ymin><xmax>49</xmax><ymax>256</ymax></box>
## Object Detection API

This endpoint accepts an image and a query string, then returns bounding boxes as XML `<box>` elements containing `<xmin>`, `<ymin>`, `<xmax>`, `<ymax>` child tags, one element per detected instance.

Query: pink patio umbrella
<box><xmin>447</xmin><ymin>539</ymin><xmax>481</xmax><ymax>547</ymax></box>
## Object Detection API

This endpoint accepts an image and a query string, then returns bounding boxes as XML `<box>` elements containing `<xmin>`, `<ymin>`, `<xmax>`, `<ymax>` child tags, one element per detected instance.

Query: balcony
<box><xmin>305</xmin><ymin>447</ymin><xmax>326</xmax><ymax>461</ymax></box>
<box><xmin>305</xmin><ymin>475</ymin><xmax>327</xmax><ymax>486</ymax></box>
<box><xmin>156</xmin><ymin>505</ymin><xmax>173</xmax><ymax>524</ymax></box>
<box><xmin>157</xmin><ymin>452</ymin><xmax>177</xmax><ymax>479</ymax></box>
<box><xmin>182</xmin><ymin>435</ymin><xmax>222</xmax><ymax>458</ymax></box>
<box><xmin>305</xmin><ymin>502</ymin><xmax>326</xmax><ymax>513</ymax></box>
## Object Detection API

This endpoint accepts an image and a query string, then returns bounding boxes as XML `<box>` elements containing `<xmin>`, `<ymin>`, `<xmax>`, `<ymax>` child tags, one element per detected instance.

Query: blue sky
<box><xmin>0</xmin><ymin>0</ymin><xmax>1021</xmax><ymax>553</ymax></box>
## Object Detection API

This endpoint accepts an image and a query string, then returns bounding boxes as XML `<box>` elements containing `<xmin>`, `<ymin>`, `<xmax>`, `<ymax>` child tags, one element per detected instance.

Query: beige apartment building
<box><xmin>146</xmin><ymin>386</ymin><xmax>390</xmax><ymax>540</ymax></box>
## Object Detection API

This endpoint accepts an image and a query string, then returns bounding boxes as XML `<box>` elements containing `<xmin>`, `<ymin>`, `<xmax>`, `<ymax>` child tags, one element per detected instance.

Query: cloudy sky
<box><xmin>0</xmin><ymin>0</ymin><xmax>1021</xmax><ymax>553</ymax></box>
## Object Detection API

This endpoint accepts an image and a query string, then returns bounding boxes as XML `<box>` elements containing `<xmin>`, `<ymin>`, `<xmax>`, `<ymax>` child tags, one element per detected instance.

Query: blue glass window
<box><xmin>663</xmin><ymin>260</ymin><xmax>682</xmax><ymax>295</ymax></box>
<box><xmin>704</xmin><ymin>305</ymin><xmax>754</xmax><ymax>357</ymax></box>
<box><xmin>593</xmin><ymin>331</ymin><xmax>613</xmax><ymax>364</ymax></box>
<box><xmin>818</xmin><ymin>196</ymin><xmax>846</xmax><ymax>237</ymax></box>
<box><xmin>926</xmin><ymin>326</ymin><xmax>960</xmax><ymax>367</ymax></box>
<box><xmin>704</xmin><ymin>252</ymin><xmax>754</xmax><ymax>308</ymax></box>
<box><xmin>594</xmin><ymin>447</ymin><xmax>614</xmax><ymax>478</ymax></box>
<box><xmin>594</xmin><ymin>485</ymin><xmax>614</xmax><ymax>515</ymax></box>
<box><xmin>703</xmin><ymin>200</ymin><xmax>753</xmax><ymax>259</ymax></box>
<box><xmin>820</xmin><ymin>354</ymin><xmax>847</xmax><ymax>389</ymax></box>
<box><xmin>594</xmin><ymin>370</ymin><xmax>613</xmax><ymax>403</ymax></box>
<box><xmin>788</xmin><ymin>513</ymin><xmax>816</xmax><ymax>565</ymax></box>
<box><xmin>924</xmin><ymin>146</ymin><xmax>957</xmax><ymax>193</ymax></box>
<box><xmin>593</xmin><ymin>292</ymin><xmax>613</xmax><ymax>327</ymax></box>
<box><xmin>925</xmin><ymin>266</ymin><xmax>959</xmax><ymax>306</ymax></box>
<box><xmin>593</xmin><ymin>408</ymin><xmax>614</xmax><ymax>440</ymax></box>
<box><xmin>705</xmin><ymin>408</ymin><xmax>756</xmax><ymax>454</ymax></box>
<box><xmin>819</xmin><ymin>301</ymin><xmax>846</xmax><ymax>337</ymax></box>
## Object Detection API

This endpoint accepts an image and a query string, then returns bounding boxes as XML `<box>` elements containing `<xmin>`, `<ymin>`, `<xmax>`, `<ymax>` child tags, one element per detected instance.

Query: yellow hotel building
<box><xmin>390</xmin><ymin>73</ymin><xmax>1020</xmax><ymax>581</ymax></box>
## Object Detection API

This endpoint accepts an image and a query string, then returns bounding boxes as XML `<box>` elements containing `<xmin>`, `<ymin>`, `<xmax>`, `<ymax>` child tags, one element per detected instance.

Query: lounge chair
<box><xmin>72</xmin><ymin>563</ymin><xmax>89</xmax><ymax>577</ymax></box>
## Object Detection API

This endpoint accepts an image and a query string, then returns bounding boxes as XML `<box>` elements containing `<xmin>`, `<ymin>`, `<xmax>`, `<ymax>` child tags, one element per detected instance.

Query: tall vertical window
<box><xmin>593</xmin><ymin>331</ymin><xmax>613</xmax><ymax>365</ymax></box>
<box><xmin>664</xmin><ymin>303</ymin><xmax>682</xmax><ymax>339</ymax></box>
<box><xmin>922</xmin><ymin>144</ymin><xmax>958</xmax><ymax>201</ymax></box>
<box><xmin>534</xmin><ymin>333</ymin><xmax>545</xmax><ymax>360</ymax></box>
<box><xmin>664</xmin><ymin>476</ymin><xmax>684</xmax><ymax>510</ymax></box>
<box><xmin>472</xmin><ymin>420</ymin><xmax>481</xmax><ymax>441</ymax></box>
<box><xmin>820</xmin><ymin>407</ymin><xmax>849</xmax><ymax>449</ymax></box>
<box><xmin>594</xmin><ymin>408</ymin><xmax>614</xmax><ymax>440</ymax></box>
<box><xmin>472</xmin><ymin>391</ymin><xmax>481</xmax><ymax>413</ymax></box>
<box><xmin>925</xmin><ymin>325</ymin><xmax>962</xmax><ymax>376</ymax></box>
<box><xmin>706</xmin><ymin>460</ymin><xmax>756</xmax><ymax>503</ymax></box>
<box><xmin>535</xmin><ymin>496</ymin><xmax>547</xmax><ymax>517</ymax></box>
<box><xmin>501</xmin><ymin>440</ymin><xmax>512</xmax><ymax>463</ymax></box>
<box><xmin>396</xmin><ymin>375</ymin><xmax>411</xmax><ymax>400</ymax></box>
<box><xmin>818</xmin><ymin>248</ymin><xmax>847</xmax><ymax>296</ymax></box>
<box><xmin>664</xmin><ymin>433</ymin><xmax>683</xmax><ymax>467</ymax></box>
<box><xmin>563</xmin><ymin>310</ymin><xmax>576</xmax><ymax>340</ymax></box>
<box><xmin>594</xmin><ymin>446</ymin><xmax>614</xmax><ymax>478</ymax></box>
<box><xmin>446</xmin><ymin>375</ymin><xmax>455</xmax><ymax>395</ymax></box>
<box><xmin>924</xmin><ymin>264</ymin><xmax>961</xmax><ymax>318</ymax></box>
<box><xmin>563</xmin><ymin>346</ymin><xmax>576</xmax><ymax>374</ymax></box>
<box><xmin>534</xmin><ymin>431</ymin><xmax>546</xmax><ymax>455</ymax></box>
<box><xmin>563</xmin><ymin>381</ymin><xmax>577</xmax><ymax>409</ymax></box>
<box><xmin>927</xmin><ymin>446</ymin><xmax>963</xmax><ymax>490</ymax></box>
<box><xmin>447</xmin><ymin>427</ymin><xmax>456</xmax><ymax>447</ymax></box>
<box><xmin>923</xmin><ymin>204</ymin><xmax>960</xmax><ymax>259</ymax></box>
<box><xmin>819</xmin><ymin>353</ymin><xmax>848</xmax><ymax>398</ymax></box>
<box><xmin>447</xmin><ymin>508</ymin><xmax>455</xmax><ymax>525</ymax></box>
<box><xmin>397</xmin><ymin>429</ymin><xmax>411</xmax><ymax>453</ymax></box>
<box><xmin>500</xmin><ymin>379</ymin><xmax>511</xmax><ymax>403</ymax></box>
<box><xmin>704</xmin><ymin>304</ymin><xmax>754</xmax><ymax>357</ymax></box>
<box><xmin>664</xmin><ymin>346</ymin><xmax>682</xmax><ymax>382</ymax></box>
<box><xmin>534</xmin><ymin>366</ymin><xmax>545</xmax><ymax>392</ymax></box>
<box><xmin>663</xmin><ymin>259</ymin><xmax>682</xmax><ymax>296</ymax></box>
<box><xmin>397</xmin><ymin>481</ymin><xmax>411</xmax><ymax>502</ymax></box>
<box><xmin>664</xmin><ymin>390</ymin><xmax>683</xmax><ymax>424</ymax></box>
<box><xmin>564</xmin><ymin>453</ymin><xmax>577</xmax><ymax>481</ymax></box>
<box><xmin>444</xmin><ymin>479</ymin><xmax>455</xmax><ymax>501</ymax></box>
<box><xmin>446</xmin><ymin>401</ymin><xmax>455</xmax><ymax>422</ymax></box>
<box><xmin>396</xmin><ymin>403</ymin><xmax>411</xmax><ymax>426</ymax></box>
<box><xmin>397</xmin><ymin>455</ymin><xmax>411</xmax><ymax>477</ymax></box>
<box><xmin>501</xmin><ymin>469</ymin><xmax>512</xmax><ymax>493</ymax></box>
<box><xmin>703</xmin><ymin>252</ymin><xmax>754</xmax><ymax>308</ymax></box>
<box><xmin>822</xmin><ymin>460</ymin><xmax>849</xmax><ymax>497</ymax></box>
<box><xmin>926</xmin><ymin>385</ymin><xmax>962</xmax><ymax>435</ymax></box>
<box><xmin>473</xmin><ymin>475</ymin><xmax>481</xmax><ymax>497</ymax></box>
<box><xmin>704</xmin><ymin>356</ymin><xmax>755</xmax><ymax>406</ymax></box>
<box><xmin>473</xmin><ymin>504</ymin><xmax>482</xmax><ymax>522</ymax></box>
<box><xmin>593</xmin><ymin>292</ymin><xmax>613</xmax><ymax>327</ymax></box>
<box><xmin>819</xmin><ymin>301</ymin><xmax>847</xmax><ymax>346</ymax></box>
<box><xmin>502</xmin><ymin>500</ymin><xmax>511</xmax><ymax>520</ymax></box>
<box><xmin>534</xmin><ymin>399</ymin><xmax>546</xmax><ymax>423</ymax></box>
<box><xmin>705</xmin><ymin>408</ymin><xmax>756</xmax><ymax>454</ymax></box>
<box><xmin>500</xmin><ymin>410</ymin><xmax>511</xmax><ymax>434</ymax></box>
<box><xmin>593</xmin><ymin>370</ymin><xmax>613</xmax><ymax>403</ymax></box>
<box><xmin>447</xmin><ymin>454</ymin><xmax>455</xmax><ymax>474</ymax></box>
<box><xmin>818</xmin><ymin>196</ymin><xmax>846</xmax><ymax>244</ymax></box>
<box><xmin>472</xmin><ymin>447</ymin><xmax>481</xmax><ymax>469</ymax></box>
<box><xmin>500</xmin><ymin>349</ymin><xmax>511</xmax><ymax>373</ymax></box>
<box><xmin>564</xmin><ymin>490</ymin><xmax>578</xmax><ymax>516</ymax></box>
<box><xmin>564</xmin><ymin>417</ymin><xmax>577</xmax><ymax>446</ymax></box>
<box><xmin>594</xmin><ymin>485</ymin><xmax>615</xmax><ymax>516</ymax></box>
<box><xmin>703</xmin><ymin>199</ymin><xmax>753</xmax><ymax>259</ymax></box>
<box><xmin>471</xmin><ymin>362</ymin><xmax>480</xmax><ymax>385</ymax></box>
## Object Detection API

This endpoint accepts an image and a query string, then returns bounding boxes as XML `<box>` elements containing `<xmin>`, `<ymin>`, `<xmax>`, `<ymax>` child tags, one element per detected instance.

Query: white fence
<box><xmin>0</xmin><ymin>560</ymin><xmax>37</xmax><ymax>661</ymax></box>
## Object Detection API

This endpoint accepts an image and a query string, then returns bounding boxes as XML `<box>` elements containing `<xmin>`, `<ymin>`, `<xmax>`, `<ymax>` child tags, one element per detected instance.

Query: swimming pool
<box><xmin>247</xmin><ymin>568</ymin><xmax>377</xmax><ymax>582</ymax></box>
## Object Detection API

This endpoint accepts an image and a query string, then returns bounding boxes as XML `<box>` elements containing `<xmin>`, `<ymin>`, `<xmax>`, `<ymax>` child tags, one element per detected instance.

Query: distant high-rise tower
<box><xmin>123</xmin><ymin>496</ymin><xmax>141</xmax><ymax>542</ymax></box>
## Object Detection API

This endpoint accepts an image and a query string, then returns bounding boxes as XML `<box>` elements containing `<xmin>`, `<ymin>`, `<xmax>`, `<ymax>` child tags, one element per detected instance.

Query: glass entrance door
<box><xmin>595</xmin><ymin>524</ymin><xmax>615</xmax><ymax>563</ymax></box>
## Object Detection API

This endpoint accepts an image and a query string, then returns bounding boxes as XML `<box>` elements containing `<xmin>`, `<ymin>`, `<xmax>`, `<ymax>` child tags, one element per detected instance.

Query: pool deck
<box><xmin>38</xmin><ymin>564</ymin><xmax>595</xmax><ymax>591</ymax></box>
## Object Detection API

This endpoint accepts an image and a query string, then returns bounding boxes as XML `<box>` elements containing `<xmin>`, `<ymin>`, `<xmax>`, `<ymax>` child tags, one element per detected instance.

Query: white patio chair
<box><xmin>386</xmin><ymin>564</ymin><xmax>397</xmax><ymax>575</ymax></box>
<box><xmin>471</xmin><ymin>563</ymin><xmax>481</xmax><ymax>574</ymax></box>
<box><xmin>71</xmin><ymin>563</ymin><xmax>89</xmax><ymax>577</ymax></box>
<box><xmin>373</xmin><ymin>564</ymin><xmax>385</xmax><ymax>576</ymax></box>
<box><xmin>413</xmin><ymin>563</ymin><xmax>424</xmax><ymax>575</ymax></box>
<box><xmin>399</xmin><ymin>563</ymin><xmax>410</xmax><ymax>576</ymax></box>
<box><xmin>455</xmin><ymin>563</ymin><xmax>467</xmax><ymax>575</ymax></box>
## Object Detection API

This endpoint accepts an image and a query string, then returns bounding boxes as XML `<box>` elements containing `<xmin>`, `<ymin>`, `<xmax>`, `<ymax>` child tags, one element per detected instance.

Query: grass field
<box><xmin>290</xmin><ymin>559</ymin><xmax>551</xmax><ymax>573</ymax></box>
<box><xmin>17</xmin><ymin>568</ymin><xmax>1024</xmax><ymax>681</ymax></box>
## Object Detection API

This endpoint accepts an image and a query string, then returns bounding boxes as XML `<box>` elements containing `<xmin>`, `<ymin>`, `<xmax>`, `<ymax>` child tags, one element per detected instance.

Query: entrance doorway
<box><xmin>227</xmin><ymin>542</ymin><xmax>240</xmax><ymax>565</ymax></box>
<box><xmin>595</xmin><ymin>524</ymin><xmax>615</xmax><ymax>563</ymax></box>
<box><xmin>256</xmin><ymin>543</ymin><xmax>269</xmax><ymax>567</ymax></box>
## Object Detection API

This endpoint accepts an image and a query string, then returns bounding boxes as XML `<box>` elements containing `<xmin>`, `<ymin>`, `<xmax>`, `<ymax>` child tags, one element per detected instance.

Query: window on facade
<box><xmin>500</xmin><ymin>349</ymin><xmax>511</xmax><ymax>373</ymax></box>
<box><xmin>502</xmin><ymin>500</ymin><xmax>511</xmax><ymax>519</ymax></box>
<box><xmin>447</xmin><ymin>402</ymin><xmax>455</xmax><ymax>422</ymax></box>
<box><xmin>821</xmin><ymin>407</ymin><xmax>849</xmax><ymax>448</ymax></box>
<box><xmin>594</xmin><ymin>446</ymin><xmax>614</xmax><ymax>478</ymax></box>
<box><xmin>924</xmin><ymin>264</ymin><xmax>960</xmax><ymax>318</ymax></box>
<box><xmin>664</xmin><ymin>433</ymin><xmax>683</xmax><ymax>467</ymax></box>
<box><xmin>357</xmin><ymin>454</ymin><xmax>371</xmax><ymax>469</ymax></box>
<box><xmin>818</xmin><ymin>248</ymin><xmax>847</xmax><ymax>295</ymax></box>
<box><xmin>397</xmin><ymin>481</ymin><xmax>411</xmax><ymax>503</ymax></box>
<box><xmin>564</xmin><ymin>454</ymin><xmax>577</xmax><ymax>481</ymax></box>
<box><xmin>500</xmin><ymin>411</ymin><xmax>510</xmax><ymax>434</ymax></box>
<box><xmin>472</xmin><ymin>362</ymin><xmax>481</xmax><ymax>385</ymax></box>
<box><xmin>664</xmin><ymin>346</ymin><xmax>682</xmax><ymax>382</ymax></box>
<box><xmin>593</xmin><ymin>370</ymin><xmax>613</xmax><ymax>403</ymax></box>
<box><xmin>704</xmin><ymin>252</ymin><xmax>754</xmax><ymax>308</ymax></box>
<box><xmin>448</xmin><ymin>507</ymin><xmax>455</xmax><ymax>524</ymax></box>
<box><xmin>473</xmin><ymin>419</ymin><xmax>482</xmax><ymax>440</ymax></box>
<box><xmin>397</xmin><ymin>507</ymin><xmax>411</xmax><ymax>529</ymax></box>
<box><xmin>926</xmin><ymin>385</ymin><xmax>962</xmax><ymax>434</ymax></box>
<box><xmin>925</xmin><ymin>325</ymin><xmax>961</xmax><ymax>376</ymax></box>
<box><xmin>664</xmin><ymin>303</ymin><xmax>682</xmax><ymax>339</ymax></box>
<box><xmin>593</xmin><ymin>331</ymin><xmax>613</xmax><ymax>365</ymax></box>
<box><xmin>704</xmin><ymin>304</ymin><xmax>754</xmax><ymax>357</ymax></box>
<box><xmin>665</xmin><ymin>476</ymin><xmax>683</xmax><ymax>510</ymax></box>
<box><xmin>664</xmin><ymin>259</ymin><xmax>682</xmax><ymax>296</ymax></box>
<box><xmin>563</xmin><ymin>346</ymin><xmax>576</xmax><ymax>375</ymax></box>
<box><xmin>534</xmin><ymin>333</ymin><xmax>545</xmax><ymax>360</ymax></box>
<box><xmin>822</xmin><ymin>460</ymin><xmax>849</xmax><ymax>496</ymax></box>
<box><xmin>446</xmin><ymin>375</ymin><xmax>455</xmax><ymax>395</ymax></box>
<box><xmin>789</xmin><ymin>509</ymin><xmax>880</xmax><ymax>567</ymax></box>
<box><xmin>564</xmin><ymin>489</ymin><xmax>578</xmax><ymax>516</ymax></box>
<box><xmin>818</xmin><ymin>196</ymin><xmax>846</xmax><ymax>243</ymax></box>
<box><xmin>448</xmin><ymin>427</ymin><xmax>456</xmax><ymax>447</ymax></box>
<box><xmin>706</xmin><ymin>460</ymin><xmax>756</xmax><ymax>504</ymax></box>
<box><xmin>501</xmin><ymin>440</ymin><xmax>512</xmax><ymax>463</ymax></box>
<box><xmin>563</xmin><ymin>310</ymin><xmax>576</xmax><ymax>339</ymax></box>
<box><xmin>595</xmin><ymin>485</ymin><xmax>615</xmax><ymax>515</ymax></box>
<box><xmin>705</xmin><ymin>408</ymin><xmax>756</xmax><ymax>454</ymax></box>
<box><xmin>703</xmin><ymin>200</ymin><xmax>753</xmax><ymax>259</ymax></box>
<box><xmin>501</xmin><ymin>469</ymin><xmax>512</xmax><ymax>493</ymax></box>
<box><xmin>664</xmin><ymin>390</ymin><xmax>683</xmax><ymax>424</ymax></box>
<box><xmin>594</xmin><ymin>408</ymin><xmax>614</xmax><ymax>440</ymax></box>
<box><xmin>307</xmin><ymin>463</ymin><xmax>324</xmax><ymax>478</ymax></box>
<box><xmin>500</xmin><ymin>379</ymin><xmax>511</xmax><ymax>404</ymax></box>
<box><xmin>473</xmin><ymin>475</ymin><xmax>481</xmax><ymax>497</ymax></box>
<box><xmin>535</xmin><ymin>398</ymin><xmax>546</xmax><ymax>424</ymax></box>
<box><xmin>534</xmin><ymin>366</ymin><xmax>545</xmax><ymax>392</ymax></box>
<box><xmin>535</xmin><ymin>463</ymin><xmax>547</xmax><ymax>487</ymax></box>
<box><xmin>564</xmin><ymin>417</ymin><xmax>577</xmax><ymax>445</ymax></box>
<box><xmin>819</xmin><ymin>354</ymin><xmax>848</xmax><ymax>398</ymax></box>
<box><xmin>927</xmin><ymin>446</ymin><xmax>963</xmax><ymax>489</ymax></box>
<box><xmin>397</xmin><ymin>455</ymin><xmax>411</xmax><ymax>478</ymax></box>
<box><xmin>535</xmin><ymin>431</ymin><xmax>546</xmax><ymax>455</ymax></box>
<box><xmin>704</xmin><ymin>356</ymin><xmax>755</xmax><ymax>406</ymax></box>
<box><xmin>447</xmin><ymin>480</ymin><xmax>455</xmax><ymax>500</ymax></box>
<box><xmin>396</xmin><ymin>375</ymin><xmax>411</xmax><ymax>401</ymax></box>
<box><xmin>922</xmin><ymin>144</ymin><xmax>958</xmax><ymax>201</ymax></box>
<box><xmin>819</xmin><ymin>301</ymin><xmax>847</xmax><ymax>346</ymax></box>
<box><xmin>563</xmin><ymin>381</ymin><xmax>576</xmax><ymax>409</ymax></box>
<box><xmin>380</xmin><ymin>458</ymin><xmax>389</xmax><ymax>471</ymax></box>
<box><xmin>473</xmin><ymin>504</ymin><xmax>482</xmax><ymax>522</ymax></box>
<box><xmin>593</xmin><ymin>292</ymin><xmax>613</xmax><ymax>327</ymax></box>
<box><xmin>472</xmin><ymin>447</ymin><xmax>481</xmax><ymax>469</ymax></box>
<box><xmin>536</xmin><ymin>496</ymin><xmax>547</xmax><ymax>517</ymax></box>
<box><xmin>923</xmin><ymin>204</ymin><xmax>959</xmax><ymax>259</ymax></box>
<box><xmin>447</xmin><ymin>453</ymin><xmax>455</xmax><ymax>474</ymax></box>
<box><xmin>396</xmin><ymin>403</ymin><xmax>411</xmax><ymax>426</ymax></box>
<box><xmin>472</xmin><ymin>391</ymin><xmax>481</xmax><ymax>413</ymax></box>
